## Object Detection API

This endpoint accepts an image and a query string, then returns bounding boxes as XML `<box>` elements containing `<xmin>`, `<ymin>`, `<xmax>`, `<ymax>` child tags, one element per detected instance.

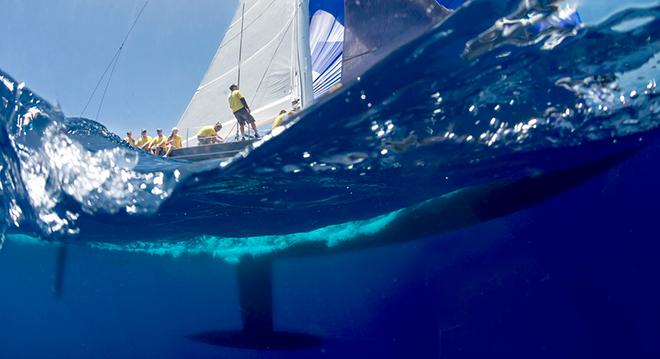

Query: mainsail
<box><xmin>177</xmin><ymin>0</ymin><xmax>313</xmax><ymax>144</ymax></box>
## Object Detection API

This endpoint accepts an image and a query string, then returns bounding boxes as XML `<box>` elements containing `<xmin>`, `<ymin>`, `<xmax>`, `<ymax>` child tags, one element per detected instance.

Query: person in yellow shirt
<box><xmin>197</xmin><ymin>122</ymin><xmax>223</xmax><ymax>145</ymax></box>
<box><xmin>123</xmin><ymin>131</ymin><xmax>136</xmax><ymax>146</ymax></box>
<box><xmin>228</xmin><ymin>84</ymin><xmax>260</xmax><ymax>140</ymax></box>
<box><xmin>150</xmin><ymin>128</ymin><xmax>168</xmax><ymax>155</ymax></box>
<box><xmin>134</xmin><ymin>129</ymin><xmax>152</xmax><ymax>151</ymax></box>
<box><xmin>272</xmin><ymin>110</ymin><xmax>289</xmax><ymax>129</ymax></box>
<box><xmin>163</xmin><ymin>127</ymin><xmax>183</xmax><ymax>157</ymax></box>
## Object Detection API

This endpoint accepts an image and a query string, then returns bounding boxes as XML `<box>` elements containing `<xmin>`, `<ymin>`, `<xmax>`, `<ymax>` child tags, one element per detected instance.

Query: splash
<box><xmin>0</xmin><ymin>74</ymin><xmax>181</xmax><ymax>238</ymax></box>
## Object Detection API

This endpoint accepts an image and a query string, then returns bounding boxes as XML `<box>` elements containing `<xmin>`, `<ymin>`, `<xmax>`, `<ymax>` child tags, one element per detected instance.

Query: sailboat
<box><xmin>169</xmin><ymin>0</ymin><xmax>459</xmax><ymax>161</ymax></box>
<box><xmin>162</xmin><ymin>0</ymin><xmax>463</xmax><ymax>346</ymax></box>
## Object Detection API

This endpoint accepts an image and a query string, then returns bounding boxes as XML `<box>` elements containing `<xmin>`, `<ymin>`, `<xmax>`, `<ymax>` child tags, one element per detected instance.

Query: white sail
<box><xmin>177</xmin><ymin>0</ymin><xmax>313</xmax><ymax>144</ymax></box>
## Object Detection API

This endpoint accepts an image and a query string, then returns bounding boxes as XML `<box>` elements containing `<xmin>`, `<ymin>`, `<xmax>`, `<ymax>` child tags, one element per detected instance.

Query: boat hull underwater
<box><xmin>184</xmin><ymin>133</ymin><xmax>656</xmax><ymax>349</ymax></box>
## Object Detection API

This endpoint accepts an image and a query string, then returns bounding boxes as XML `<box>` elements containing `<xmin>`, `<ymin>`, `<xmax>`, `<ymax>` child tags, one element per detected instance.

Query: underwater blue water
<box><xmin>1</xmin><ymin>0</ymin><xmax>659</xmax><ymax>357</ymax></box>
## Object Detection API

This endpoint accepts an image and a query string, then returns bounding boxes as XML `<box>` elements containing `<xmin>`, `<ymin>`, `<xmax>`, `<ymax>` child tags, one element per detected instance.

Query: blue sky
<box><xmin>1</xmin><ymin>0</ymin><xmax>654</xmax><ymax>135</ymax></box>
<box><xmin>1</xmin><ymin>0</ymin><xmax>237</xmax><ymax>135</ymax></box>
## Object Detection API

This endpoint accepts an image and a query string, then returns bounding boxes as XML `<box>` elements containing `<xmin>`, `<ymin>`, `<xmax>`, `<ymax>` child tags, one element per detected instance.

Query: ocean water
<box><xmin>1</xmin><ymin>0</ymin><xmax>659</xmax><ymax>357</ymax></box>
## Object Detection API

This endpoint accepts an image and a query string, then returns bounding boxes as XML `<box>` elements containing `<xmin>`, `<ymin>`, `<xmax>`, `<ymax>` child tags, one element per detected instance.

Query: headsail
<box><xmin>177</xmin><ymin>0</ymin><xmax>312</xmax><ymax>144</ymax></box>
<box><xmin>309</xmin><ymin>0</ymin><xmax>458</xmax><ymax>98</ymax></box>
<box><xmin>309</xmin><ymin>0</ymin><xmax>344</xmax><ymax>99</ymax></box>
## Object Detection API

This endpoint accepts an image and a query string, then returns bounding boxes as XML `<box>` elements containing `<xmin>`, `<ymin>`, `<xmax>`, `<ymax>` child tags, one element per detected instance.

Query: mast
<box><xmin>237</xmin><ymin>3</ymin><xmax>246</xmax><ymax>87</ymax></box>
<box><xmin>296</xmin><ymin>0</ymin><xmax>314</xmax><ymax>109</ymax></box>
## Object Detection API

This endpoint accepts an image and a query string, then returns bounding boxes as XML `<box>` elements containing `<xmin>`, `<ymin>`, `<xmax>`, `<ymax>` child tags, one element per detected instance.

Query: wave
<box><xmin>1</xmin><ymin>0</ymin><xmax>658</xmax><ymax>260</ymax></box>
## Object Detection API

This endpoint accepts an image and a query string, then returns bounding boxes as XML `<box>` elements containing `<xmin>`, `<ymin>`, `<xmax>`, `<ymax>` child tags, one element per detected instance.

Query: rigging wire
<box><xmin>249</xmin><ymin>18</ymin><xmax>294</xmax><ymax>106</ymax></box>
<box><xmin>231</xmin><ymin>4</ymin><xmax>295</xmax><ymax>141</ymax></box>
<box><xmin>78</xmin><ymin>51</ymin><xmax>120</xmax><ymax>118</ymax></box>
<box><xmin>231</xmin><ymin>14</ymin><xmax>295</xmax><ymax>140</ymax></box>
<box><xmin>95</xmin><ymin>49</ymin><xmax>122</xmax><ymax>120</ymax></box>
<box><xmin>79</xmin><ymin>0</ymin><xmax>150</xmax><ymax>119</ymax></box>
<box><xmin>234</xmin><ymin>17</ymin><xmax>294</xmax><ymax>140</ymax></box>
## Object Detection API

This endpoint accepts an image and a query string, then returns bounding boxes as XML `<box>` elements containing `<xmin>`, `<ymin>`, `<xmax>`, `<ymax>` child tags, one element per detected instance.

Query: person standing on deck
<box><xmin>124</xmin><ymin>131</ymin><xmax>136</xmax><ymax>146</ymax></box>
<box><xmin>228</xmin><ymin>84</ymin><xmax>260</xmax><ymax>140</ymax></box>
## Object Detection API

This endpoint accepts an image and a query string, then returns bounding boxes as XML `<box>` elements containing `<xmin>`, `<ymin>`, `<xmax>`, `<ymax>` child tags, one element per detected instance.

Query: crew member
<box><xmin>135</xmin><ymin>129</ymin><xmax>152</xmax><ymax>151</ymax></box>
<box><xmin>124</xmin><ymin>131</ymin><xmax>136</xmax><ymax>146</ymax></box>
<box><xmin>150</xmin><ymin>128</ymin><xmax>168</xmax><ymax>155</ymax></box>
<box><xmin>228</xmin><ymin>84</ymin><xmax>260</xmax><ymax>140</ymax></box>
<box><xmin>163</xmin><ymin>127</ymin><xmax>183</xmax><ymax>157</ymax></box>
<box><xmin>272</xmin><ymin>110</ymin><xmax>288</xmax><ymax>129</ymax></box>
<box><xmin>197</xmin><ymin>122</ymin><xmax>224</xmax><ymax>145</ymax></box>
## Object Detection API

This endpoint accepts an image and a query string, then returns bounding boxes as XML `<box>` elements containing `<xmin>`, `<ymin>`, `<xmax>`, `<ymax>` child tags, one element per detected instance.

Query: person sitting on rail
<box><xmin>163</xmin><ymin>127</ymin><xmax>183</xmax><ymax>157</ymax></box>
<box><xmin>124</xmin><ymin>131</ymin><xmax>136</xmax><ymax>146</ymax></box>
<box><xmin>135</xmin><ymin>129</ymin><xmax>152</xmax><ymax>151</ymax></box>
<box><xmin>228</xmin><ymin>84</ymin><xmax>260</xmax><ymax>140</ymax></box>
<box><xmin>150</xmin><ymin>128</ymin><xmax>168</xmax><ymax>156</ymax></box>
<box><xmin>197</xmin><ymin>122</ymin><xmax>224</xmax><ymax>145</ymax></box>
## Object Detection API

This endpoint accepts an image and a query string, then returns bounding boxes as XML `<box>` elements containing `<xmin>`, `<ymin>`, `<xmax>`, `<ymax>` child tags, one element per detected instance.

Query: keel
<box><xmin>188</xmin><ymin>256</ymin><xmax>322</xmax><ymax>349</ymax></box>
